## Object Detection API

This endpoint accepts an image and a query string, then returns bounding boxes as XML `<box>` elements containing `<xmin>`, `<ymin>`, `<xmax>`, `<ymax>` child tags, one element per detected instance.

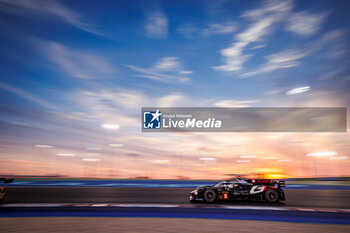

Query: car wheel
<box><xmin>203</xmin><ymin>189</ymin><xmax>217</xmax><ymax>203</ymax></box>
<box><xmin>265</xmin><ymin>188</ymin><xmax>279</xmax><ymax>203</ymax></box>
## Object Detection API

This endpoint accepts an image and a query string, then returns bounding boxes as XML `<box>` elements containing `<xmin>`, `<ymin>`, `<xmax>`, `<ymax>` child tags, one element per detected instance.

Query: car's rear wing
<box><xmin>247</xmin><ymin>179</ymin><xmax>286</xmax><ymax>188</ymax></box>
<box><xmin>0</xmin><ymin>178</ymin><xmax>14</xmax><ymax>184</ymax></box>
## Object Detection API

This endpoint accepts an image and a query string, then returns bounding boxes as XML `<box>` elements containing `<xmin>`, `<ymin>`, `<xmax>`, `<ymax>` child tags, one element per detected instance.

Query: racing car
<box><xmin>190</xmin><ymin>178</ymin><xmax>285</xmax><ymax>203</ymax></box>
<box><xmin>0</xmin><ymin>178</ymin><xmax>14</xmax><ymax>203</ymax></box>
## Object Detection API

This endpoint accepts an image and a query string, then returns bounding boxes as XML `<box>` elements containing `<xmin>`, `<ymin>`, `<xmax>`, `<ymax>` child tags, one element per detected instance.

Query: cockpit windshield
<box><xmin>235</xmin><ymin>179</ymin><xmax>248</xmax><ymax>184</ymax></box>
<box><xmin>213</xmin><ymin>179</ymin><xmax>248</xmax><ymax>187</ymax></box>
<box><xmin>213</xmin><ymin>182</ymin><xmax>229</xmax><ymax>188</ymax></box>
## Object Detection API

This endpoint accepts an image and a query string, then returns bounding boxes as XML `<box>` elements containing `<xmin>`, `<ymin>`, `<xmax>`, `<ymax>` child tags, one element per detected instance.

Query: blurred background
<box><xmin>0</xmin><ymin>0</ymin><xmax>349</xmax><ymax>180</ymax></box>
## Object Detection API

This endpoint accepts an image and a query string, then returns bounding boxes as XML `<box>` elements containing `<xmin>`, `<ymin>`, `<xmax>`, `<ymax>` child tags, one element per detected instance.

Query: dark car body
<box><xmin>190</xmin><ymin>178</ymin><xmax>285</xmax><ymax>203</ymax></box>
<box><xmin>0</xmin><ymin>178</ymin><xmax>14</xmax><ymax>203</ymax></box>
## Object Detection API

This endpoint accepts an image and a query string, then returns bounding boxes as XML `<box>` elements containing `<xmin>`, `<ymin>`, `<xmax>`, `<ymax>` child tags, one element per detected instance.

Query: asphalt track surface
<box><xmin>1</xmin><ymin>218</ymin><xmax>349</xmax><ymax>233</ymax></box>
<box><xmin>2</xmin><ymin>187</ymin><xmax>350</xmax><ymax>224</ymax></box>
<box><xmin>1</xmin><ymin>206</ymin><xmax>350</xmax><ymax>224</ymax></box>
<box><xmin>4</xmin><ymin>187</ymin><xmax>350</xmax><ymax>209</ymax></box>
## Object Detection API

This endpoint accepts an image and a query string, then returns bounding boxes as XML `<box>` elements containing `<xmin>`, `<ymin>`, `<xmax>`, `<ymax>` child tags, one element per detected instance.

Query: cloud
<box><xmin>213</xmin><ymin>99</ymin><xmax>259</xmax><ymax>107</ymax></box>
<box><xmin>144</xmin><ymin>11</ymin><xmax>168</xmax><ymax>38</ymax></box>
<box><xmin>0</xmin><ymin>0</ymin><xmax>104</xmax><ymax>36</ymax></box>
<box><xmin>0</xmin><ymin>82</ymin><xmax>57</xmax><ymax>109</ymax></box>
<box><xmin>240</xmin><ymin>30</ymin><xmax>343</xmax><ymax>77</ymax></box>
<box><xmin>70</xmin><ymin>86</ymin><xmax>213</xmax><ymax>127</ymax></box>
<box><xmin>178</xmin><ymin>70</ymin><xmax>193</xmax><ymax>74</ymax></box>
<box><xmin>178</xmin><ymin>21</ymin><xmax>237</xmax><ymax>37</ymax></box>
<box><xmin>40</xmin><ymin>41</ymin><xmax>114</xmax><ymax>79</ymax></box>
<box><xmin>240</xmin><ymin>48</ymin><xmax>309</xmax><ymax>77</ymax></box>
<box><xmin>67</xmin><ymin>87</ymin><xmax>210</xmax><ymax>138</ymax></box>
<box><xmin>213</xmin><ymin>0</ymin><xmax>292</xmax><ymax>72</ymax></box>
<box><xmin>241</xmin><ymin>0</ymin><xmax>292</xmax><ymax>19</ymax></box>
<box><xmin>204</xmin><ymin>22</ymin><xmax>238</xmax><ymax>35</ymax></box>
<box><xmin>264</xmin><ymin>88</ymin><xmax>285</xmax><ymax>95</ymax></box>
<box><xmin>213</xmin><ymin>0</ymin><xmax>336</xmax><ymax>76</ymax></box>
<box><xmin>286</xmin><ymin>86</ymin><xmax>310</xmax><ymax>95</ymax></box>
<box><xmin>154</xmin><ymin>57</ymin><xmax>180</xmax><ymax>71</ymax></box>
<box><xmin>177</xmin><ymin>24</ymin><xmax>199</xmax><ymax>38</ymax></box>
<box><xmin>265</xmin><ymin>49</ymin><xmax>308</xmax><ymax>67</ymax></box>
<box><xmin>1</xmin><ymin>84</ymin><xmax>348</xmax><ymax>178</ymax></box>
<box><xmin>286</xmin><ymin>11</ymin><xmax>329</xmax><ymax>37</ymax></box>
<box><xmin>157</xmin><ymin>94</ymin><xmax>188</xmax><ymax>107</ymax></box>
<box><xmin>126</xmin><ymin>57</ymin><xmax>192</xmax><ymax>84</ymax></box>
<box><xmin>249</xmin><ymin>44</ymin><xmax>266</xmax><ymax>50</ymax></box>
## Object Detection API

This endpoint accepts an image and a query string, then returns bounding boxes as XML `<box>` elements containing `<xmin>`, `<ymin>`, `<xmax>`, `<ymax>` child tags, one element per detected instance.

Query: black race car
<box><xmin>190</xmin><ymin>178</ymin><xmax>285</xmax><ymax>203</ymax></box>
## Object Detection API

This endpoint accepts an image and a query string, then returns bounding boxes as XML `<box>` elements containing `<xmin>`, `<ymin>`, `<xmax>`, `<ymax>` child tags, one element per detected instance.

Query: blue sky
<box><xmin>0</xmin><ymin>0</ymin><xmax>349</xmax><ymax>178</ymax></box>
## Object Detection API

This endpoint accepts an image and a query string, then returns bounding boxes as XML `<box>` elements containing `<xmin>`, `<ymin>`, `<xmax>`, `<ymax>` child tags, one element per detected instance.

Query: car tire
<box><xmin>203</xmin><ymin>189</ymin><xmax>217</xmax><ymax>203</ymax></box>
<box><xmin>265</xmin><ymin>188</ymin><xmax>279</xmax><ymax>203</ymax></box>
